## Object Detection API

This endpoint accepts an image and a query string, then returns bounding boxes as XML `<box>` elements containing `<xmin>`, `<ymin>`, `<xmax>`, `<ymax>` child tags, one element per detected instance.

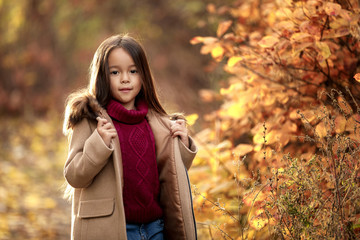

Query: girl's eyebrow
<box><xmin>109</xmin><ymin>64</ymin><xmax>137</xmax><ymax>69</ymax></box>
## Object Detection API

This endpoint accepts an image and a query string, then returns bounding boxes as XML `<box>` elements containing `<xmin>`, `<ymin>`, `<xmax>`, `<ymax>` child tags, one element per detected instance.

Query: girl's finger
<box><xmin>171</xmin><ymin>127</ymin><xmax>188</xmax><ymax>138</ymax></box>
<box><xmin>107</xmin><ymin>129</ymin><xmax>117</xmax><ymax>135</ymax></box>
<box><xmin>96</xmin><ymin>117</ymin><xmax>108</xmax><ymax>127</ymax></box>
<box><xmin>171</xmin><ymin>124</ymin><xmax>187</xmax><ymax>134</ymax></box>
<box><xmin>103</xmin><ymin>122</ymin><xmax>113</xmax><ymax>129</ymax></box>
<box><xmin>175</xmin><ymin>119</ymin><xmax>186</xmax><ymax>126</ymax></box>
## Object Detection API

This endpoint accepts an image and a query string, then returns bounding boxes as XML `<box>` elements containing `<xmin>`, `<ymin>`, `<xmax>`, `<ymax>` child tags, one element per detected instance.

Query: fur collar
<box><xmin>63</xmin><ymin>92</ymin><xmax>102</xmax><ymax>135</ymax></box>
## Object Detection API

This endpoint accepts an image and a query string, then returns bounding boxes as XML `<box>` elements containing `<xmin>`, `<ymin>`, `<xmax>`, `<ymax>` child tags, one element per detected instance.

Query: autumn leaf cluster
<box><xmin>189</xmin><ymin>0</ymin><xmax>360</xmax><ymax>239</ymax></box>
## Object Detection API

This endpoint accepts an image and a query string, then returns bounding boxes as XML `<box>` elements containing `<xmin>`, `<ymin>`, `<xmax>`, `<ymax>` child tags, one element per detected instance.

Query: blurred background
<box><xmin>4</xmin><ymin>0</ymin><xmax>359</xmax><ymax>239</ymax></box>
<box><xmin>0</xmin><ymin>0</ymin><xmax>230</xmax><ymax>239</ymax></box>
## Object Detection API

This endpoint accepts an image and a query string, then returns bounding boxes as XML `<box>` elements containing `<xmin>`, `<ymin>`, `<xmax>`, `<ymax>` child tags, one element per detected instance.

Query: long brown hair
<box><xmin>64</xmin><ymin>34</ymin><xmax>166</xmax><ymax>135</ymax></box>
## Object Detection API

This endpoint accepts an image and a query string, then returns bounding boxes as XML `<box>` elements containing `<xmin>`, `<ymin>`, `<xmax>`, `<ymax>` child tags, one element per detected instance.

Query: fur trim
<box><xmin>63</xmin><ymin>91</ymin><xmax>103</xmax><ymax>135</ymax></box>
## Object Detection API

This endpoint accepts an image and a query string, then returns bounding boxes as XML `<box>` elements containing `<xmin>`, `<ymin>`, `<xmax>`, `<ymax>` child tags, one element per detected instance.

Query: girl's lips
<box><xmin>119</xmin><ymin>88</ymin><xmax>132</xmax><ymax>92</ymax></box>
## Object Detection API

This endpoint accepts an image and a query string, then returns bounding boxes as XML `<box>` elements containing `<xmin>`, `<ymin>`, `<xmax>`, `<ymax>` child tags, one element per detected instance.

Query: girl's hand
<box><xmin>171</xmin><ymin>119</ymin><xmax>189</xmax><ymax>148</ymax></box>
<box><xmin>96</xmin><ymin>117</ymin><xmax>117</xmax><ymax>147</ymax></box>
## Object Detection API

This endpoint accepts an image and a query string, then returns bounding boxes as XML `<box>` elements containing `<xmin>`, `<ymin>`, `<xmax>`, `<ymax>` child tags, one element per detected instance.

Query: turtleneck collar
<box><xmin>106</xmin><ymin>98</ymin><xmax>148</xmax><ymax>124</ymax></box>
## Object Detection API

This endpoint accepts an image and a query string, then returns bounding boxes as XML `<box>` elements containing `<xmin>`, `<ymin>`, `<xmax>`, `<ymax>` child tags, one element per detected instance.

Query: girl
<box><xmin>63</xmin><ymin>34</ymin><xmax>198</xmax><ymax>240</ymax></box>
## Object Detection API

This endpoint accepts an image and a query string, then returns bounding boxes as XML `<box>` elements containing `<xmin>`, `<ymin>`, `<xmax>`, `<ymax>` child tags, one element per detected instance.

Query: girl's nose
<box><xmin>121</xmin><ymin>74</ymin><xmax>130</xmax><ymax>83</ymax></box>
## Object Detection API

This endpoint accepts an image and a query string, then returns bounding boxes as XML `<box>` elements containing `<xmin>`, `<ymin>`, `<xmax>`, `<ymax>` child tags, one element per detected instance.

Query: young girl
<box><xmin>63</xmin><ymin>34</ymin><xmax>198</xmax><ymax>240</ymax></box>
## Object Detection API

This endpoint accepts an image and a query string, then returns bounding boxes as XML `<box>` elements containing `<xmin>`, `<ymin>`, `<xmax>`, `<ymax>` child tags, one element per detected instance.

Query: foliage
<box><xmin>267</xmin><ymin>94</ymin><xmax>360</xmax><ymax>239</ymax></box>
<box><xmin>0</xmin><ymin>113</ymin><xmax>70</xmax><ymax>239</ymax></box>
<box><xmin>189</xmin><ymin>0</ymin><xmax>360</xmax><ymax>239</ymax></box>
<box><xmin>0</xmin><ymin>1</ymin><xmax>233</xmax><ymax>239</ymax></box>
<box><xmin>0</xmin><ymin>0</ymin><xmax>230</xmax><ymax>116</ymax></box>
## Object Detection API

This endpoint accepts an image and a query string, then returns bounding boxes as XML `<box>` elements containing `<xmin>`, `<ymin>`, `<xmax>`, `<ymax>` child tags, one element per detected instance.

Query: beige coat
<box><xmin>64</xmin><ymin>108</ymin><xmax>197</xmax><ymax>240</ymax></box>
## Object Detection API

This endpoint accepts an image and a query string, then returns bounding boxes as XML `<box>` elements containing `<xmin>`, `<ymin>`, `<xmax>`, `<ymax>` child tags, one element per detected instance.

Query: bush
<box><xmin>189</xmin><ymin>0</ymin><xmax>360</xmax><ymax>239</ymax></box>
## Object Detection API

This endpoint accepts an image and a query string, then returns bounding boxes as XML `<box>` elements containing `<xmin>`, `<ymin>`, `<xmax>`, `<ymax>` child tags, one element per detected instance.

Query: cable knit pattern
<box><xmin>106</xmin><ymin>98</ymin><xmax>162</xmax><ymax>223</ymax></box>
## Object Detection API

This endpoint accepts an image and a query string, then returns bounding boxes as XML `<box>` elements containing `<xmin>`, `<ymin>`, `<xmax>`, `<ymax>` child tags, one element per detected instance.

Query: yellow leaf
<box><xmin>220</xmin><ymin>102</ymin><xmax>246</xmax><ymax>120</ymax></box>
<box><xmin>330</xmin><ymin>18</ymin><xmax>349</xmax><ymax>29</ymax></box>
<box><xmin>209</xmin><ymin>157</ymin><xmax>218</xmax><ymax>172</ymax></box>
<box><xmin>253</xmin><ymin>132</ymin><xmax>266</xmax><ymax>145</ymax></box>
<box><xmin>290</xmin><ymin>32</ymin><xmax>313</xmax><ymax>43</ymax></box>
<box><xmin>211</xmin><ymin>45</ymin><xmax>225</xmax><ymax>60</ymax></box>
<box><xmin>185</xmin><ymin>113</ymin><xmax>198</xmax><ymax>126</ymax></box>
<box><xmin>258</xmin><ymin>36</ymin><xmax>279</xmax><ymax>48</ymax></box>
<box><xmin>217</xmin><ymin>20</ymin><xmax>232</xmax><ymax>37</ymax></box>
<box><xmin>324</xmin><ymin>2</ymin><xmax>342</xmax><ymax>16</ymax></box>
<box><xmin>227</xmin><ymin>56</ymin><xmax>243</xmax><ymax>68</ymax></box>
<box><xmin>354</xmin><ymin>73</ymin><xmax>360</xmax><ymax>83</ymax></box>
<box><xmin>249</xmin><ymin>217</ymin><xmax>268</xmax><ymax>230</ymax></box>
<box><xmin>316</xmin><ymin>41</ymin><xmax>331</xmax><ymax>60</ymax></box>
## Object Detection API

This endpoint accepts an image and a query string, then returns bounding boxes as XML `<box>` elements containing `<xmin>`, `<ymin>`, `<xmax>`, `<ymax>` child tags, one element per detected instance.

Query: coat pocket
<box><xmin>78</xmin><ymin>198</ymin><xmax>117</xmax><ymax>240</ymax></box>
<box><xmin>78</xmin><ymin>198</ymin><xmax>115</xmax><ymax>218</ymax></box>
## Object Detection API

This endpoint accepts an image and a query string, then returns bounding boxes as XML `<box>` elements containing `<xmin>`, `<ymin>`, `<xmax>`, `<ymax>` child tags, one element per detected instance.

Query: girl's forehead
<box><xmin>108</xmin><ymin>48</ymin><xmax>135</xmax><ymax>66</ymax></box>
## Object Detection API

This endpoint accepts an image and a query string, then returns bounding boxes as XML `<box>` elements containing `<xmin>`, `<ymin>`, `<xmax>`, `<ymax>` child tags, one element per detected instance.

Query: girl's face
<box><xmin>108</xmin><ymin>48</ymin><xmax>142</xmax><ymax>110</ymax></box>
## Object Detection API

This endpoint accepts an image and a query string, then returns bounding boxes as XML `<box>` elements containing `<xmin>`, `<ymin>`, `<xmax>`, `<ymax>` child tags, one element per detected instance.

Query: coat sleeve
<box><xmin>64</xmin><ymin>118</ymin><xmax>114</xmax><ymax>188</ymax></box>
<box><xmin>178</xmin><ymin>136</ymin><xmax>197</xmax><ymax>170</ymax></box>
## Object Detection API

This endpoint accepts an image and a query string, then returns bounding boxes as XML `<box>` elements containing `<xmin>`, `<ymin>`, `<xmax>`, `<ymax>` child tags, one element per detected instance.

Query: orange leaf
<box><xmin>190</xmin><ymin>36</ymin><xmax>218</xmax><ymax>45</ymax></box>
<box><xmin>338</xmin><ymin>96</ymin><xmax>352</xmax><ymax>115</ymax></box>
<box><xmin>233</xmin><ymin>144</ymin><xmax>253</xmax><ymax>157</ymax></box>
<box><xmin>282</xmin><ymin>120</ymin><xmax>297</xmax><ymax>133</ymax></box>
<box><xmin>334</xmin><ymin>115</ymin><xmax>346</xmax><ymax>134</ymax></box>
<box><xmin>190</xmin><ymin>36</ymin><xmax>204</xmax><ymax>45</ymax></box>
<box><xmin>258</xmin><ymin>36</ymin><xmax>279</xmax><ymax>48</ymax></box>
<box><xmin>354</xmin><ymin>73</ymin><xmax>360</xmax><ymax>83</ymax></box>
<box><xmin>217</xmin><ymin>20</ymin><xmax>233</xmax><ymax>37</ymax></box>
<box><xmin>315</xmin><ymin>121</ymin><xmax>327</xmax><ymax>138</ymax></box>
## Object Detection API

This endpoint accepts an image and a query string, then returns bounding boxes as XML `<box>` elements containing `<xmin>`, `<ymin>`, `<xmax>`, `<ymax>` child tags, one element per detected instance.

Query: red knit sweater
<box><xmin>106</xmin><ymin>99</ymin><xmax>163</xmax><ymax>223</ymax></box>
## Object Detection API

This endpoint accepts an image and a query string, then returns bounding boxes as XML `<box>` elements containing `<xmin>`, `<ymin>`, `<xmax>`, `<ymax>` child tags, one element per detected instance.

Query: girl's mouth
<box><xmin>120</xmin><ymin>88</ymin><xmax>132</xmax><ymax>92</ymax></box>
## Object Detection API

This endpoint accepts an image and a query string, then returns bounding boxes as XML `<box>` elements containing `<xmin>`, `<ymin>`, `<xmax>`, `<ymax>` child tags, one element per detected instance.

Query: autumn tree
<box><xmin>190</xmin><ymin>0</ymin><xmax>360</xmax><ymax>239</ymax></box>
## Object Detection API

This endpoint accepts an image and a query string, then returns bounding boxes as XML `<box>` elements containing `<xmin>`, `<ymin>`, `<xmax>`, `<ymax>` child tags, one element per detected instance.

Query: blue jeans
<box><xmin>126</xmin><ymin>218</ymin><xmax>164</xmax><ymax>240</ymax></box>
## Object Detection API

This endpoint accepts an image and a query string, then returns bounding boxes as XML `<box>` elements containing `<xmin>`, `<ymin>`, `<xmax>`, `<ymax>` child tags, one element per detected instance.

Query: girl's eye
<box><xmin>130</xmin><ymin>69</ymin><xmax>138</xmax><ymax>74</ymax></box>
<box><xmin>110</xmin><ymin>70</ymin><xmax>119</xmax><ymax>75</ymax></box>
